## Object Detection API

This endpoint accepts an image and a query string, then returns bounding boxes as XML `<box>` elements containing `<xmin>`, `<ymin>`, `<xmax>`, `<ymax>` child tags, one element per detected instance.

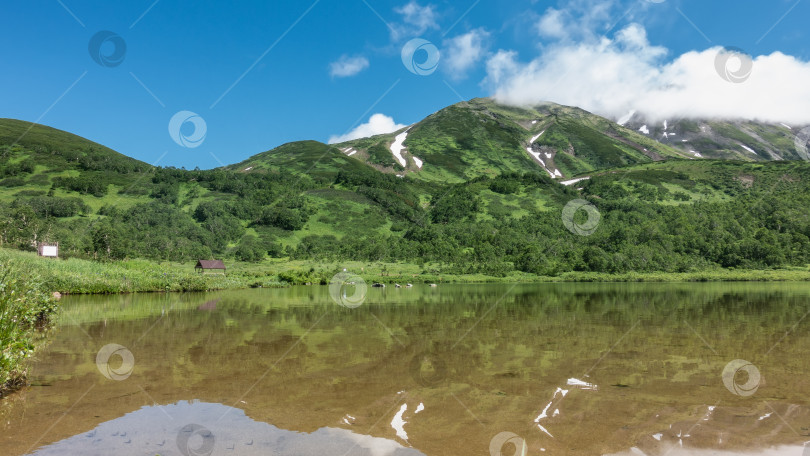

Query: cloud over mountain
<box><xmin>487</xmin><ymin>5</ymin><xmax>810</xmax><ymax>124</ymax></box>
<box><xmin>328</xmin><ymin>114</ymin><xmax>407</xmax><ymax>144</ymax></box>
<box><xmin>443</xmin><ymin>28</ymin><xmax>490</xmax><ymax>80</ymax></box>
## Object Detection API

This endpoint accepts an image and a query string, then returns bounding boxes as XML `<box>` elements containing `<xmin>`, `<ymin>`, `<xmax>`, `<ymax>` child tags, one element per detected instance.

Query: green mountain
<box><xmin>332</xmin><ymin>99</ymin><xmax>688</xmax><ymax>182</ymax></box>
<box><xmin>0</xmin><ymin>118</ymin><xmax>151</xmax><ymax>200</ymax></box>
<box><xmin>1</xmin><ymin>99</ymin><xmax>810</xmax><ymax>277</ymax></box>
<box><xmin>0</xmin><ymin>118</ymin><xmax>150</xmax><ymax>174</ymax></box>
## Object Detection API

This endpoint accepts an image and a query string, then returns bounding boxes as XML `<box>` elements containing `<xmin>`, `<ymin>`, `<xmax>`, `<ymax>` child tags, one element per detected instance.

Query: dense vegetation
<box><xmin>0</xmin><ymin>254</ymin><xmax>57</xmax><ymax>396</ymax></box>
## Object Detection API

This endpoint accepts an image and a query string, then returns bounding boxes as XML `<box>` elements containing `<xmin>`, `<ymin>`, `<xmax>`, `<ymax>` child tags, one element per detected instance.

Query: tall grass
<box><xmin>0</xmin><ymin>256</ymin><xmax>57</xmax><ymax>396</ymax></box>
<box><xmin>0</xmin><ymin>249</ymin><xmax>243</xmax><ymax>294</ymax></box>
<box><xmin>3</xmin><ymin>248</ymin><xmax>809</xmax><ymax>298</ymax></box>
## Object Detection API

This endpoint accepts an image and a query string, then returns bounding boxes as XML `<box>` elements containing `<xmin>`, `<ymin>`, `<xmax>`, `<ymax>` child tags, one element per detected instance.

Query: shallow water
<box><xmin>2</xmin><ymin>283</ymin><xmax>810</xmax><ymax>455</ymax></box>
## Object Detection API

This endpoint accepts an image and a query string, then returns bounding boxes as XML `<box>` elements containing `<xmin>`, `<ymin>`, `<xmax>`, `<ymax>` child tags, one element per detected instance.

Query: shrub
<box><xmin>0</xmin><ymin>258</ymin><xmax>57</xmax><ymax>396</ymax></box>
<box><xmin>179</xmin><ymin>274</ymin><xmax>208</xmax><ymax>292</ymax></box>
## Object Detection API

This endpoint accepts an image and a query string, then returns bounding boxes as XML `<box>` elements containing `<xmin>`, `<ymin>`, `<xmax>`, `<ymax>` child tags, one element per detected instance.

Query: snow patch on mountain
<box><xmin>526</xmin><ymin>148</ymin><xmax>556</xmax><ymax>178</ymax></box>
<box><xmin>561</xmin><ymin>177</ymin><xmax>590</xmax><ymax>186</ymax></box>
<box><xmin>527</xmin><ymin>147</ymin><xmax>546</xmax><ymax>166</ymax></box>
<box><xmin>390</xmin><ymin>129</ymin><xmax>410</xmax><ymax>167</ymax></box>
<box><xmin>525</xmin><ymin>131</ymin><xmax>558</xmax><ymax>178</ymax></box>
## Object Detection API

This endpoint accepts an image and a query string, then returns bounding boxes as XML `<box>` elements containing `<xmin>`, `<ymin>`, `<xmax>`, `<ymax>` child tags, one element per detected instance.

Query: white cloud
<box><xmin>443</xmin><ymin>28</ymin><xmax>490</xmax><ymax>79</ymax></box>
<box><xmin>536</xmin><ymin>8</ymin><xmax>568</xmax><ymax>40</ymax></box>
<box><xmin>328</xmin><ymin>114</ymin><xmax>407</xmax><ymax>144</ymax></box>
<box><xmin>535</xmin><ymin>0</ymin><xmax>616</xmax><ymax>43</ymax></box>
<box><xmin>487</xmin><ymin>19</ymin><xmax>810</xmax><ymax>124</ymax></box>
<box><xmin>329</xmin><ymin>55</ymin><xmax>370</xmax><ymax>78</ymax></box>
<box><xmin>614</xmin><ymin>23</ymin><xmax>650</xmax><ymax>50</ymax></box>
<box><xmin>391</xmin><ymin>1</ymin><xmax>439</xmax><ymax>41</ymax></box>
<box><xmin>485</xmin><ymin>50</ymin><xmax>520</xmax><ymax>87</ymax></box>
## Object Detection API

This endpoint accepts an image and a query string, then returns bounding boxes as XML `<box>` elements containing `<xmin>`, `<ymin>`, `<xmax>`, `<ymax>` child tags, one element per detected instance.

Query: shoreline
<box><xmin>2</xmin><ymin>248</ymin><xmax>810</xmax><ymax>296</ymax></box>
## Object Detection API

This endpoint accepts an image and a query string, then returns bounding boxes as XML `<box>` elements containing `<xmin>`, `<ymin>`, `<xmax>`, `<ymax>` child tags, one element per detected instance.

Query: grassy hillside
<box><xmin>0</xmin><ymin>119</ymin><xmax>149</xmax><ymax>169</ymax></box>
<box><xmin>0</xmin><ymin>118</ymin><xmax>150</xmax><ymax>193</ymax></box>
<box><xmin>227</xmin><ymin>140</ymin><xmax>372</xmax><ymax>182</ymax></box>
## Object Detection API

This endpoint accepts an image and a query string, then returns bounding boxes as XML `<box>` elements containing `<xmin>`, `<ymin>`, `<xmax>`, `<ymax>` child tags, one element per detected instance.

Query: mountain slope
<box><xmin>0</xmin><ymin>119</ymin><xmax>153</xmax><ymax>208</ymax></box>
<box><xmin>329</xmin><ymin>99</ymin><xmax>810</xmax><ymax>184</ymax></box>
<box><xmin>332</xmin><ymin>99</ymin><xmax>689</xmax><ymax>182</ymax></box>
<box><xmin>0</xmin><ymin>118</ymin><xmax>150</xmax><ymax>173</ymax></box>
<box><xmin>619</xmin><ymin>114</ymin><xmax>808</xmax><ymax>161</ymax></box>
<box><xmin>227</xmin><ymin>140</ymin><xmax>373</xmax><ymax>182</ymax></box>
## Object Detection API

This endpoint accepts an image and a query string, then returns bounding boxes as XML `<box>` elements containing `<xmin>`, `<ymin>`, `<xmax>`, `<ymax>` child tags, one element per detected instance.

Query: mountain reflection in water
<box><xmin>2</xmin><ymin>284</ymin><xmax>808</xmax><ymax>456</ymax></box>
<box><xmin>29</xmin><ymin>401</ymin><xmax>425</xmax><ymax>456</ymax></box>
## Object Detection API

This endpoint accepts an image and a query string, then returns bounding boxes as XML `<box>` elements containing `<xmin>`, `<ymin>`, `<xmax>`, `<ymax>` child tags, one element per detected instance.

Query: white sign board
<box><xmin>41</xmin><ymin>246</ymin><xmax>58</xmax><ymax>257</ymax></box>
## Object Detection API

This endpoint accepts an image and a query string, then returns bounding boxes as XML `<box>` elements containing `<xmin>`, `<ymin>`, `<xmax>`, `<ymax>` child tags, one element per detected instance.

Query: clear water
<box><xmin>2</xmin><ymin>283</ymin><xmax>809</xmax><ymax>455</ymax></box>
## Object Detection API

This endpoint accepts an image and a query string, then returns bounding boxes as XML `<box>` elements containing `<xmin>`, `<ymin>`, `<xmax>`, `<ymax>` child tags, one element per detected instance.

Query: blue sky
<box><xmin>2</xmin><ymin>0</ymin><xmax>808</xmax><ymax>169</ymax></box>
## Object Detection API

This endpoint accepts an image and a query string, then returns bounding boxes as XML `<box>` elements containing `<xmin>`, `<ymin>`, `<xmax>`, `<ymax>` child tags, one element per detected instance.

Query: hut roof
<box><xmin>196</xmin><ymin>260</ymin><xmax>226</xmax><ymax>270</ymax></box>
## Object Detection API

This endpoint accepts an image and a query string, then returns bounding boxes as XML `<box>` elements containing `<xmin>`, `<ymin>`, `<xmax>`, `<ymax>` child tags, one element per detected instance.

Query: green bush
<box><xmin>179</xmin><ymin>274</ymin><xmax>208</xmax><ymax>292</ymax></box>
<box><xmin>0</xmin><ymin>258</ymin><xmax>57</xmax><ymax>396</ymax></box>
<box><xmin>234</xmin><ymin>235</ymin><xmax>266</xmax><ymax>262</ymax></box>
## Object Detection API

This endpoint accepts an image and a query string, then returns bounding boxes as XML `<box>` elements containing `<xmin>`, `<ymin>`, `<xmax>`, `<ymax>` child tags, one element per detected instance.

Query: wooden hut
<box><xmin>195</xmin><ymin>260</ymin><xmax>226</xmax><ymax>275</ymax></box>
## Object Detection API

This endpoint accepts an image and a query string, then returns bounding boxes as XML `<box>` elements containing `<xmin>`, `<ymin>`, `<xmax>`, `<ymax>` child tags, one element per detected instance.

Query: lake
<box><xmin>1</xmin><ymin>283</ymin><xmax>809</xmax><ymax>455</ymax></box>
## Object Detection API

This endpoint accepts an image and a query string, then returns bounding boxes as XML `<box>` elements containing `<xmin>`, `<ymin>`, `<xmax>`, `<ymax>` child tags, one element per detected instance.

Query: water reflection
<box><xmin>29</xmin><ymin>401</ymin><xmax>425</xmax><ymax>456</ymax></box>
<box><xmin>1</xmin><ymin>283</ymin><xmax>808</xmax><ymax>456</ymax></box>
